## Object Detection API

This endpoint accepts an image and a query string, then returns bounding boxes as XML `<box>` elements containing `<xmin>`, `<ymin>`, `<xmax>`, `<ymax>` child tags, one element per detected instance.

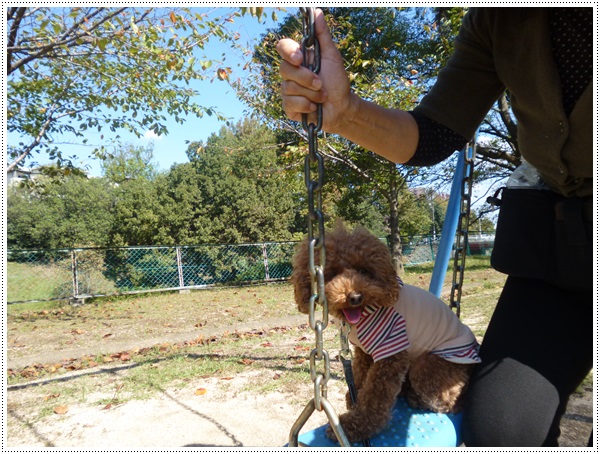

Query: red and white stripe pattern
<box><xmin>431</xmin><ymin>341</ymin><xmax>481</xmax><ymax>364</ymax></box>
<box><xmin>355</xmin><ymin>305</ymin><xmax>410</xmax><ymax>362</ymax></box>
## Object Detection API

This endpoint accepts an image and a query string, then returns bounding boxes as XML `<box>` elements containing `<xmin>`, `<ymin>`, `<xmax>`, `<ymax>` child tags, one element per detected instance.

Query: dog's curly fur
<box><xmin>291</xmin><ymin>224</ymin><xmax>474</xmax><ymax>443</ymax></box>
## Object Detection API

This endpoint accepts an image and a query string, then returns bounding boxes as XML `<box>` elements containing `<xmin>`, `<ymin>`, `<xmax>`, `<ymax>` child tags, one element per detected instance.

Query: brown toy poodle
<box><xmin>291</xmin><ymin>224</ymin><xmax>481</xmax><ymax>443</ymax></box>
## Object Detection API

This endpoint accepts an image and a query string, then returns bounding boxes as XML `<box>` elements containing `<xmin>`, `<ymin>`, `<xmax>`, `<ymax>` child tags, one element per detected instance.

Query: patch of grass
<box><xmin>7</xmin><ymin>262</ymin><xmax>72</xmax><ymax>303</ymax></box>
<box><xmin>7</xmin><ymin>283</ymin><xmax>298</xmax><ymax>359</ymax></box>
<box><xmin>7</xmin><ymin>318</ymin><xmax>344</xmax><ymax>414</ymax></box>
<box><xmin>574</xmin><ymin>372</ymin><xmax>594</xmax><ymax>396</ymax></box>
<box><xmin>7</xmin><ymin>260</ymin><xmax>117</xmax><ymax>303</ymax></box>
<box><xmin>7</xmin><ymin>299</ymin><xmax>66</xmax><ymax>316</ymax></box>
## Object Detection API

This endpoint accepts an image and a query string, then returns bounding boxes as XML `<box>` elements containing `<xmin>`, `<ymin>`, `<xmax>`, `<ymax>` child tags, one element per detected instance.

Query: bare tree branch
<box><xmin>8</xmin><ymin>7</ymin><xmax>134</xmax><ymax>75</ymax></box>
<box><xmin>497</xmin><ymin>92</ymin><xmax>518</xmax><ymax>140</ymax></box>
<box><xmin>7</xmin><ymin>7</ymin><xmax>26</xmax><ymax>74</ymax></box>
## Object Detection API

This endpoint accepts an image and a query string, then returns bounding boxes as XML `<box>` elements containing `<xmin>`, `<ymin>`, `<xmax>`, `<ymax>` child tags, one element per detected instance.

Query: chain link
<box><xmin>299</xmin><ymin>5</ymin><xmax>329</xmax><ymax>413</ymax></box>
<box><xmin>449</xmin><ymin>139</ymin><xmax>476</xmax><ymax>318</ymax></box>
<box><xmin>289</xmin><ymin>8</ymin><xmax>349</xmax><ymax>447</ymax></box>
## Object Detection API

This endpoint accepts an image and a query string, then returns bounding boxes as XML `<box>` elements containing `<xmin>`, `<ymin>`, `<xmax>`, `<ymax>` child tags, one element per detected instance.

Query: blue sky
<box><xmin>9</xmin><ymin>7</ymin><xmax>288</xmax><ymax>177</ymax></box>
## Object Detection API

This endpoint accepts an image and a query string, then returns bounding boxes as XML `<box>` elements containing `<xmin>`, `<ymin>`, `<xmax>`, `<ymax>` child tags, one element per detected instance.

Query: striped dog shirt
<box><xmin>344</xmin><ymin>281</ymin><xmax>481</xmax><ymax>364</ymax></box>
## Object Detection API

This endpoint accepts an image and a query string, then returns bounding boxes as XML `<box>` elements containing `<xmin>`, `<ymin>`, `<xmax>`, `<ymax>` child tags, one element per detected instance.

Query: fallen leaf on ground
<box><xmin>54</xmin><ymin>405</ymin><xmax>68</xmax><ymax>415</ymax></box>
<box><xmin>195</xmin><ymin>388</ymin><xmax>208</xmax><ymax>396</ymax></box>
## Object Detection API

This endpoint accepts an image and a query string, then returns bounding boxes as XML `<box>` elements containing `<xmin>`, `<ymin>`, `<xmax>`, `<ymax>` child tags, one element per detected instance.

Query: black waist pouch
<box><xmin>490</xmin><ymin>188</ymin><xmax>592</xmax><ymax>291</ymax></box>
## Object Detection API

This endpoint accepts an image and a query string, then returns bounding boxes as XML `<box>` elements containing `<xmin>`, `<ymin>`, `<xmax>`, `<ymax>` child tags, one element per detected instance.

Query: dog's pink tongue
<box><xmin>342</xmin><ymin>307</ymin><xmax>362</xmax><ymax>325</ymax></box>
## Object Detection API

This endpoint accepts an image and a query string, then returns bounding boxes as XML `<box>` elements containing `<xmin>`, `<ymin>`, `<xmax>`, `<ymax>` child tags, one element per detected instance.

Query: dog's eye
<box><xmin>357</xmin><ymin>268</ymin><xmax>371</xmax><ymax>277</ymax></box>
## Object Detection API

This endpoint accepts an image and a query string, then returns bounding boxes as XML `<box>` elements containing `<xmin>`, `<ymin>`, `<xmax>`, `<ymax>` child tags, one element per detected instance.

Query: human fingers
<box><xmin>280</xmin><ymin>60</ymin><xmax>324</xmax><ymax>94</ymax></box>
<box><xmin>312</xmin><ymin>9</ymin><xmax>339</xmax><ymax>61</ymax></box>
<box><xmin>276</xmin><ymin>38</ymin><xmax>303</xmax><ymax>66</ymax></box>
<box><xmin>280</xmin><ymin>84</ymin><xmax>321</xmax><ymax>123</ymax></box>
<box><xmin>277</xmin><ymin>9</ymin><xmax>338</xmax><ymax>68</ymax></box>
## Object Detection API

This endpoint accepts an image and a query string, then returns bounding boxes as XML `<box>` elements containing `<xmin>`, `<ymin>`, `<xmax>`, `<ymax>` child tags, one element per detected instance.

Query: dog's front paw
<box><xmin>325</xmin><ymin>411</ymin><xmax>375</xmax><ymax>444</ymax></box>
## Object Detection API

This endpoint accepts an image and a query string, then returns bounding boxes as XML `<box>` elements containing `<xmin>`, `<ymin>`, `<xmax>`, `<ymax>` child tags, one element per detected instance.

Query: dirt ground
<box><xmin>7</xmin><ymin>369</ymin><xmax>342</xmax><ymax>448</ymax></box>
<box><xmin>6</xmin><ymin>315</ymin><xmax>593</xmax><ymax>448</ymax></box>
<box><xmin>7</xmin><ymin>373</ymin><xmax>593</xmax><ymax>448</ymax></box>
<box><xmin>6</xmin><ymin>329</ymin><xmax>348</xmax><ymax>448</ymax></box>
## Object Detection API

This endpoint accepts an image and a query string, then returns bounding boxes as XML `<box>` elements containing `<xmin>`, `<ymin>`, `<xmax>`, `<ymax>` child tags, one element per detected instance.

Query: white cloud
<box><xmin>144</xmin><ymin>130</ymin><xmax>163</xmax><ymax>140</ymax></box>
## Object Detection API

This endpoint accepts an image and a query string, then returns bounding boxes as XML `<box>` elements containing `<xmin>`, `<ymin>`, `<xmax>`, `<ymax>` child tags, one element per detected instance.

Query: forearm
<box><xmin>337</xmin><ymin>93</ymin><xmax>419</xmax><ymax>165</ymax></box>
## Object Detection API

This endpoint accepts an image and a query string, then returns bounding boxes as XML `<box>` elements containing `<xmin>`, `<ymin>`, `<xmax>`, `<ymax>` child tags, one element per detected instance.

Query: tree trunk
<box><xmin>387</xmin><ymin>165</ymin><xmax>403</xmax><ymax>274</ymax></box>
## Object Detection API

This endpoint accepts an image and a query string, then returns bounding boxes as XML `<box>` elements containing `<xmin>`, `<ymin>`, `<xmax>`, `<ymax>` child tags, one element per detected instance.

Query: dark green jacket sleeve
<box><xmin>414</xmin><ymin>8</ymin><xmax>504</xmax><ymax>140</ymax></box>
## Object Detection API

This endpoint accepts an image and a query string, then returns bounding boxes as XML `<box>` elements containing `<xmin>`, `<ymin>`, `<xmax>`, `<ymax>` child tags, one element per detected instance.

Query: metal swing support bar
<box><xmin>429</xmin><ymin>137</ymin><xmax>476</xmax><ymax>316</ymax></box>
<box><xmin>288</xmin><ymin>7</ymin><xmax>350</xmax><ymax>448</ymax></box>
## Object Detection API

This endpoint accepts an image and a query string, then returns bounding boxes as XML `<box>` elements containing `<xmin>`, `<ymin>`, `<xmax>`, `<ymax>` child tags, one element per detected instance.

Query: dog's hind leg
<box><xmin>407</xmin><ymin>354</ymin><xmax>473</xmax><ymax>413</ymax></box>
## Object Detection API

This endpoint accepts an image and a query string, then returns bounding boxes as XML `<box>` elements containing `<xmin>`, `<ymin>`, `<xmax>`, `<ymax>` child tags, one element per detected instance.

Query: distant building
<box><xmin>7</xmin><ymin>167</ymin><xmax>43</xmax><ymax>186</ymax></box>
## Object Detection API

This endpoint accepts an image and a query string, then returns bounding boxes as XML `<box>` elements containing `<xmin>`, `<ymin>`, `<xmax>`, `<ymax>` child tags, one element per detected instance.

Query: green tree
<box><xmin>470</xmin><ymin>205</ymin><xmax>497</xmax><ymax>233</ymax></box>
<box><xmin>101</xmin><ymin>143</ymin><xmax>158</xmax><ymax>184</ymax></box>
<box><xmin>7</xmin><ymin>172</ymin><xmax>114</xmax><ymax>249</ymax></box>
<box><xmin>239</xmin><ymin>7</ymin><xmax>466</xmax><ymax>271</ymax></box>
<box><xmin>108</xmin><ymin>177</ymin><xmax>164</xmax><ymax>246</ymax></box>
<box><xmin>6</xmin><ymin>7</ymin><xmax>265</xmax><ymax>172</ymax></box>
<box><xmin>184</xmin><ymin>118</ymin><xmax>303</xmax><ymax>243</ymax></box>
<box><xmin>152</xmin><ymin>162</ymin><xmax>207</xmax><ymax>245</ymax></box>
<box><xmin>137</xmin><ymin>118</ymin><xmax>301</xmax><ymax>247</ymax></box>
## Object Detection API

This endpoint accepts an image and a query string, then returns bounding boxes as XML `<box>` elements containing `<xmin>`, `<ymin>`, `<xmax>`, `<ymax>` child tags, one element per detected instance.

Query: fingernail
<box><xmin>292</xmin><ymin>50</ymin><xmax>303</xmax><ymax>64</ymax></box>
<box><xmin>312</xmin><ymin>78</ymin><xmax>322</xmax><ymax>90</ymax></box>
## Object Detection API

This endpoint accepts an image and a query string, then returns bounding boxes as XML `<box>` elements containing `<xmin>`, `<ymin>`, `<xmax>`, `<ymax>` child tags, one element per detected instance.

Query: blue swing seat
<box><xmin>296</xmin><ymin>397</ymin><xmax>463</xmax><ymax>447</ymax></box>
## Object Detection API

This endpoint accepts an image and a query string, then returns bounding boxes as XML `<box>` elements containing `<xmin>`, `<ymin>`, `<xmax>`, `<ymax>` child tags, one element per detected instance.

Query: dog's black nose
<box><xmin>347</xmin><ymin>292</ymin><xmax>363</xmax><ymax>306</ymax></box>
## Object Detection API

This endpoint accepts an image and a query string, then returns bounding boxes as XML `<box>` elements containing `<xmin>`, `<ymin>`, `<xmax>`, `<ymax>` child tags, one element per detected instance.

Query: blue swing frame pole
<box><xmin>428</xmin><ymin>140</ymin><xmax>474</xmax><ymax>298</ymax></box>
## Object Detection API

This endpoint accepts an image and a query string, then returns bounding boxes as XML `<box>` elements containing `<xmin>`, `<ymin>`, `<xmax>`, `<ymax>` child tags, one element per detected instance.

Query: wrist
<box><xmin>336</xmin><ymin>91</ymin><xmax>363</xmax><ymax>135</ymax></box>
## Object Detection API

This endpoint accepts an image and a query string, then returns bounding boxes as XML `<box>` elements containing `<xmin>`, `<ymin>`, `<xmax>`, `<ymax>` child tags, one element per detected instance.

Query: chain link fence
<box><xmin>6</xmin><ymin>234</ymin><xmax>494</xmax><ymax>304</ymax></box>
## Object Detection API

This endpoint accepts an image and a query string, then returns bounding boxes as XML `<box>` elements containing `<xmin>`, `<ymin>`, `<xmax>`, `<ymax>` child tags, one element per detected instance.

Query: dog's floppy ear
<box><xmin>290</xmin><ymin>238</ymin><xmax>312</xmax><ymax>314</ymax></box>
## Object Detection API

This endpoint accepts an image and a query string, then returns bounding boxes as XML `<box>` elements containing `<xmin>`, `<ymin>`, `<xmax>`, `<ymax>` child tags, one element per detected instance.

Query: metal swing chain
<box><xmin>288</xmin><ymin>7</ymin><xmax>350</xmax><ymax>447</ymax></box>
<box><xmin>449</xmin><ymin>139</ymin><xmax>476</xmax><ymax>318</ymax></box>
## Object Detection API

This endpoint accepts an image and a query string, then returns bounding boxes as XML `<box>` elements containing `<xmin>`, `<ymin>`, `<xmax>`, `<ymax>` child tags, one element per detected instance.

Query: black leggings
<box><xmin>462</xmin><ymin>276</ymin><xmax>593</xmax><ymax>447</ymax></box>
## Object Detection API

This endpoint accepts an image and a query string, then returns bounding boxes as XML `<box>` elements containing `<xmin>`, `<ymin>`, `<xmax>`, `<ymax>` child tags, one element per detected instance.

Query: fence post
<box><xmin>71</xmin><ymin>250</ymin><xmax>79</xmax><ymax>298</ymax></box>
<box><xmin>262</xmin><ymin>244</ymin><xmax>270</xmax><ymax>281</ymax></box>
<box><xmin>176</xmin><ymin>247</ymin><xmax>185</xmax><ymax>288</ymax></box>
<box><xmin>429</xmin><ymin>235</ymin><xmax>435</xmax><ymax>262</ymax></box>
